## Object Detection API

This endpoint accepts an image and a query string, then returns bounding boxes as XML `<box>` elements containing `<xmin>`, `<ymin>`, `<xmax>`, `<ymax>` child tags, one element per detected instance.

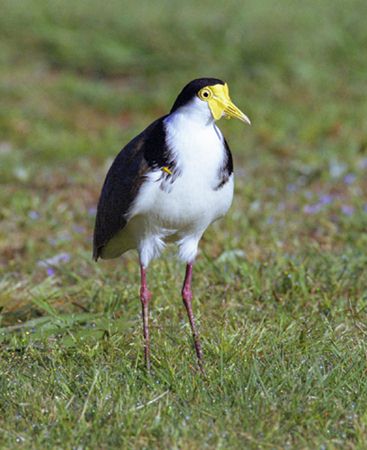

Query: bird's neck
<box><xmin>169</xmin><ymin>106</ymin><xmax>215</xmax><ymax>129</ymax></box>
<box><xmin>164</xmin><ymin>113</ymin><xmax>225</xmax><ymax>175</ymax></box>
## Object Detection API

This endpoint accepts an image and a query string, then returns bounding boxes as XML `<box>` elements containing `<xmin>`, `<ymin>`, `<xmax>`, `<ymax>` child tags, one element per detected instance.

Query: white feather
<box><xmin>102</xmin><ymin>98</ymin><xmax>234</xmax><ymax>266</ymax></box>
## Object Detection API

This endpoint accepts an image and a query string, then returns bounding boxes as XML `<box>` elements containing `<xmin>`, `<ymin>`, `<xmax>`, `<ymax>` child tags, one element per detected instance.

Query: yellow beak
<box><xmin>208</xmin><ymin>83</ymin><xmax>251</xmax><ymax>125</ymax></box>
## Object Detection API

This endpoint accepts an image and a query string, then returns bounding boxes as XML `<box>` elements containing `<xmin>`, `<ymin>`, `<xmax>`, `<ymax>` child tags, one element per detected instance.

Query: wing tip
<box><xmin>92</xmin><ymin>244</ymin><xmax>101</xmax><ymax>262</ymax></box>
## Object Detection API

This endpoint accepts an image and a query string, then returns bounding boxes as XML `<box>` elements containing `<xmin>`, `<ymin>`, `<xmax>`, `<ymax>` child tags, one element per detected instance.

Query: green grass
<box><xmin>1</xmin><ymin>0</ymin><xmax>367</xmax><ymax>448</ymax></box>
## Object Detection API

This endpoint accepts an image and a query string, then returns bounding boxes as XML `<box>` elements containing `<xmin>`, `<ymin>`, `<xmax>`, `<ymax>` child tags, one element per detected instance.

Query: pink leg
<box><xmin>182</xmin><ymin>263</ymin><xmax>203</xmax><ymax>369</ymax></box>
<box><xmin>140</xmin><ymin>265</ymin><xmax>152</xmax><ymax>370</ymax></box>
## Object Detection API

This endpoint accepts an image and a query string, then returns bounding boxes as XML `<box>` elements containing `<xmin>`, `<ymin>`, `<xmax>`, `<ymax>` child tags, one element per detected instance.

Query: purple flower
<box><xmin>88</xmin><ymin>207</ymin><xmax>97</xmax><ymax>217</ymax></box>
<box><xmin>341</xmin><ymin>205</ymin><xmax>354</xmax><ymax>216</ymax></box>
<box><xmin>38</xmin><ymin>252</ymin><xmax>71</xmax><ymax>268</ymax></box>
<box><xmin>73</xmin><ymin>225</ymin><xmax>85</xmax><ymax>233</ymax></box>
<box><xmin>47</xmin><ymin>268</ymin><xmax>56</xmax><ymax>277</ymax></box>
<box><xmin>28</xmin><ymin>211</ymin><xmax>40</xmax><ymax>220</ymax></box>
<box><xmin>287</xmin><ymin>183</ymin><xmax>297</xmax><ymax>192</ymax></box>
<box><xmin>303</xmin><ymin>203</ymin><xmax>322</xmax><ymax>214</ymax></box>
<box><xmin>319</xmin><ymin>194</ymin><xmax>333</xmax><ymax>205</ymax></box>
<box><xmin>48</xmin><ymin>238</ymin><xmax>58</xmax><ymax>247</ymax></box>
<box><xmin>363</xmin><ymin>205</ymin><xmax>367</xmax><ymax>214</ymax></box>
<box><xmin>343</xmin><ymin>173</ymin><xmax>356</xmax><ymax>185</ymax></box>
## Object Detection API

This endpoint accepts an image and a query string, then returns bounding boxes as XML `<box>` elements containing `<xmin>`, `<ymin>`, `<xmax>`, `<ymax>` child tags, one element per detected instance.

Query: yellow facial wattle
<box><xmin>198</xmin><ymin>83</ymin><xmax>251</xmax><ymax>124</ymax></box>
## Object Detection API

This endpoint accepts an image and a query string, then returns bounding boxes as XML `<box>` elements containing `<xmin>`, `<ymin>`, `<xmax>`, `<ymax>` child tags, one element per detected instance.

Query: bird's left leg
<box><xmin>140</xmin><ymin>264</ymin><xmax>152</xmax><ymax>370</ymax></box>
<box><xmin>182</xmin><ymin>263</ymin><xmax>204</xmax><ymax>369</ymax></box>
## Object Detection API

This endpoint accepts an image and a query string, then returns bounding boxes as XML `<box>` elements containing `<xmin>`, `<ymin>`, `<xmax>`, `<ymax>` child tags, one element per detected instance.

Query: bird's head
<box><xmin>170</xmin><ymin>78</ymin><xmax>251</xmax><ymax>126</ymax></box>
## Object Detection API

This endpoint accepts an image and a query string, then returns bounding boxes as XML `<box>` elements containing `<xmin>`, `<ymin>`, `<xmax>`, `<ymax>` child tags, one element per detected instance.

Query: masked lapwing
<box><xmin>93</xmin><ymin>78</ymin><xmax>250</xmax><ymax>370</ymax></box>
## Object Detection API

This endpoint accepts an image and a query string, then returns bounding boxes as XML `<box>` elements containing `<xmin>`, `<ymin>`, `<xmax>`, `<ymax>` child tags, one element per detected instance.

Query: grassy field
<box><xmin>1</xmin><ymin>0</ymin><xmax>367</xmax><ymax>448</ymax></box>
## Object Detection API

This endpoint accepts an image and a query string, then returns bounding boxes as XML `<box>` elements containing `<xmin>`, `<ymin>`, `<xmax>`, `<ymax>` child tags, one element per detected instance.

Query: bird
<box><xmin>93</xmin><ymin>78</ymin><xmax>250</xmax><ymax>371</ymax></box>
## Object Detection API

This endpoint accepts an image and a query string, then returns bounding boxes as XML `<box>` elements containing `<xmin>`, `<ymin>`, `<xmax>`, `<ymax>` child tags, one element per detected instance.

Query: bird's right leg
<box><xmin>140</xmin><ymin>264</ymin><xmax>152</xmax><ymax>370</ymax></box>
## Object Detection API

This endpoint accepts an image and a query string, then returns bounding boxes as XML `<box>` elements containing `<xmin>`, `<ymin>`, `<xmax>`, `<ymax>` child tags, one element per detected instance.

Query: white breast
<box><xmin>102</xmin><ymin>110</ymin><xmax>234</xmax><ymax>265</ymax></box>
<box><xmin>133</xmin><ymin>113</ymin><xmax>233</xmax><ymax>230</ymax></box>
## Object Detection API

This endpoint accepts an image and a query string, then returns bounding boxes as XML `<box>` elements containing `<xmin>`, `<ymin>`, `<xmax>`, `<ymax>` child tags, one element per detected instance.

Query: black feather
<box><xmin>215</xmin><ymin>138</ymin><xmax>233</xmax><ymax>190</ymax></box>
<box><xmin>93</xmin><ymin>116</ymin><xmax>170</xmax><ymax>260</ymax></box>
<box><xmin>170</xmin><ymin>78</ymin><xmax>224</xmax><ymax>113</ymax></box>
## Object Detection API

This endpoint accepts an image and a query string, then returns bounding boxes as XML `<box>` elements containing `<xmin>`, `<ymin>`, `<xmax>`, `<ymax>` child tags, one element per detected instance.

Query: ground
<box><xmin>1</xmin><ymin>0</ymin><xmax>367</xmax><ymax>448</ymax></box>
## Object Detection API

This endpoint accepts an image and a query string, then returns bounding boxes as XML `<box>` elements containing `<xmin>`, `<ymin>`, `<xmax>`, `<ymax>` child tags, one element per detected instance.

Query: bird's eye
<box><xmin>198</xmin><ymin>87</ymin><xmax>213</xmax><ymax>101</ymax></box>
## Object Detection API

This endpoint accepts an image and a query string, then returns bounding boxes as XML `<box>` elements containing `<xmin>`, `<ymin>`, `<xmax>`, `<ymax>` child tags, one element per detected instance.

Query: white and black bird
<box><xmin>93</xmin><ymin>78</ymin><xmax>250</xmax><ymax>370</ymax></box>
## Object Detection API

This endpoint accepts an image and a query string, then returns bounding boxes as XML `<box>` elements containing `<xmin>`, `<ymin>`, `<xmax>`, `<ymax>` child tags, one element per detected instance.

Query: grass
<box><xmin>1</xmin><ymin>0</ymin><xmax>367</xmax><ymax>447</ymax></box>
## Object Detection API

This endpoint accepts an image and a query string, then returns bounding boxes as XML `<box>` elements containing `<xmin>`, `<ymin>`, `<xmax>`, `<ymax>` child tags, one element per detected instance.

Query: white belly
<box><xmin>133</xmin><ymin>170</ymin><xmax>233</xmax><ymax>235</ymax></box>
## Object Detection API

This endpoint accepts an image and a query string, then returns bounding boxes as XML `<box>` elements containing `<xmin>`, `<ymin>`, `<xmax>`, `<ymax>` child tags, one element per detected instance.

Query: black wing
<box><xmin>93</xmin><ymin>116</ymin><xmax>170</xmax><ymax>260</ymax></box>
<box><xmin>215</xmin><ymin>138</ymin><xmax>233</xmax><ymax>190</ymax></box>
